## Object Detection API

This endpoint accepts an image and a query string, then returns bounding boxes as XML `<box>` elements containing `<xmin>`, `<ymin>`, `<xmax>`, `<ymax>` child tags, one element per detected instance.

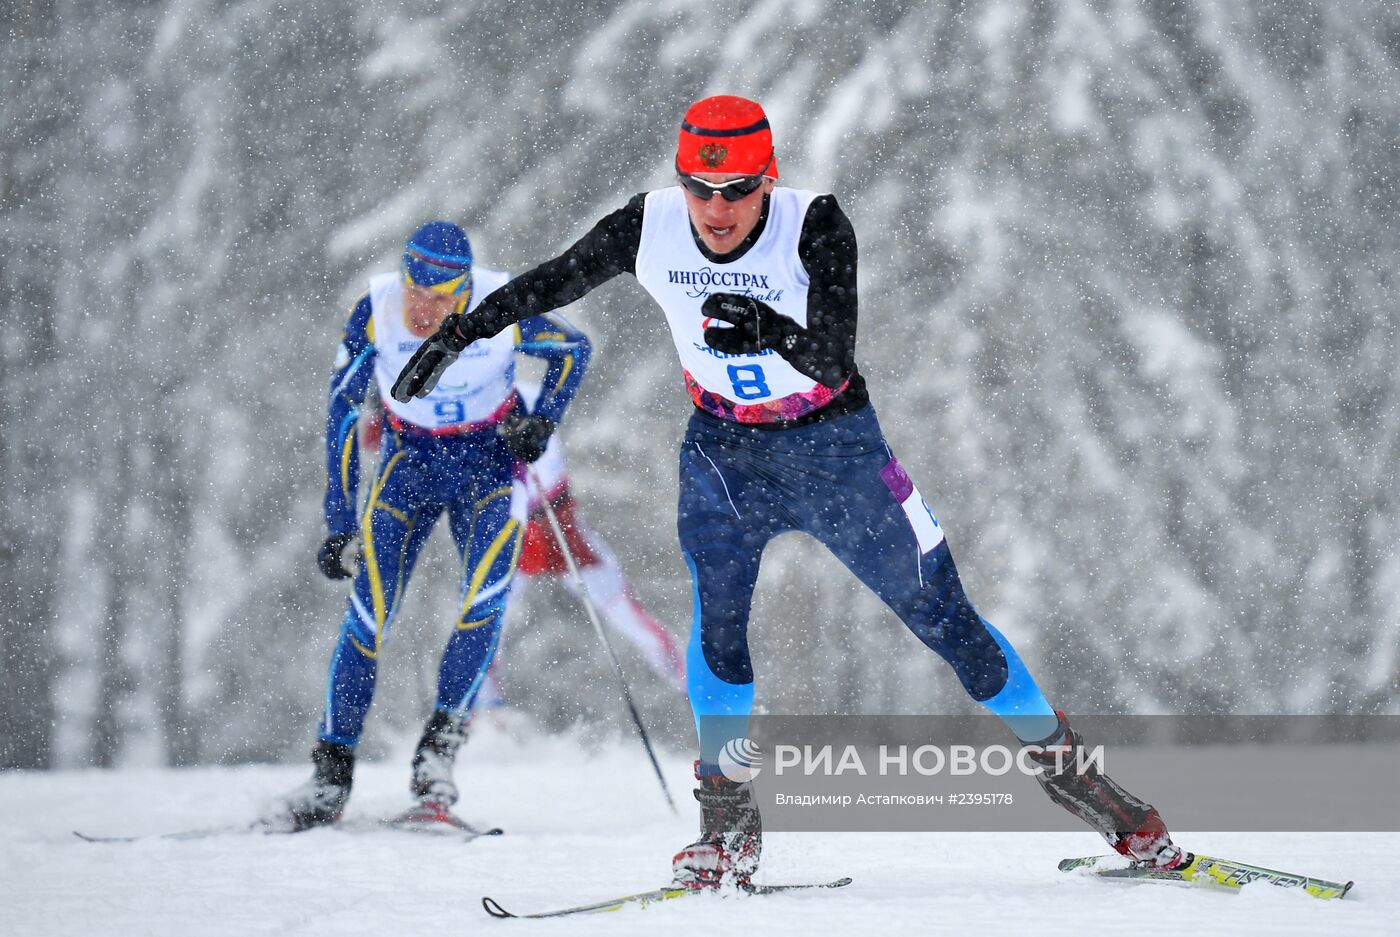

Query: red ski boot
<box><xmin>1026</xmin><ymin>711</ymin><xmax>1185</xmax><ymax>869</ymax></box>
<box><xmin>672</xmin><ymin>764</ymin><xmax>762</xmax><ymax>889</ymax></box>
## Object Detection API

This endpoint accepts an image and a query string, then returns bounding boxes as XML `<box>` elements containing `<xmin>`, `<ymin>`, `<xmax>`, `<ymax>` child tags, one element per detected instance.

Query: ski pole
<box><xmin>523</xmin><ymin>464</ymin><xmax>677</xmax><ymax>814</ymax></box>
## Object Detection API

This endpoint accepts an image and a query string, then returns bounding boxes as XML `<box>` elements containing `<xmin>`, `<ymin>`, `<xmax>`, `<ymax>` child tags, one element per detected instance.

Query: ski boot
<box><xmin>672</xmin><ymin>763</ymin><xmax>762</xmax><ymax>889</ymax></box>
<box><xmin>265</xmin><ymin>740</ymin><xmax>354</xmax><ymax>831</ymax></box>
<box><xmin>410</xmin><ymin>710</ymin><xmax>471</xmax><ymax>807</ymax></box>
<box><xmin>1025</xmin><ymin>711</ymin><xmax>1185</xmax><ymax>869</ymax></box>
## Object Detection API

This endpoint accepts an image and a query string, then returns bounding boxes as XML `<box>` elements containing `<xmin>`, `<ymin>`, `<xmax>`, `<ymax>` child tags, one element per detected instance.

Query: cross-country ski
<box><xmin>74</xmin><ymin>804</ymin><xmax>501</xmax><ymax>845</ymax></box>
<box><xmin>480</xmin><ymin>877</ymin><xmax>853</xmax><ymax>919</ymax></box>
<box><xmin>1058</xmin><ymin>853</ymin><xmax>1353</xmax><ymax>900</ymax></box>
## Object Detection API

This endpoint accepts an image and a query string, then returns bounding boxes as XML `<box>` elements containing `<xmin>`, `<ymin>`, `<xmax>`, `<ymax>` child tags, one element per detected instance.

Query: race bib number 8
<box><xmin>726</xmin><ymin>364</ymin><xmax>770</xmax><ymax>400</ymax></box>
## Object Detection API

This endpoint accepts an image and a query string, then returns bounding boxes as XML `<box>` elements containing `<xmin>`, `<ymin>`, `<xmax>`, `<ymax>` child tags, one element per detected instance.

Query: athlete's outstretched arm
<box><xmin>468</xmin><ymin>194</ymin><xmax>644</xmax><ymax>339</ymax></box>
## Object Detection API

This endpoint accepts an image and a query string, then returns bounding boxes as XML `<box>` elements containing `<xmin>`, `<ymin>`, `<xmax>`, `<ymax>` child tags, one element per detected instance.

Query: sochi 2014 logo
<box><xmin>718</xmin><ymin>737</ymin><xmax>763</xmax><ymax>782</ymax></box>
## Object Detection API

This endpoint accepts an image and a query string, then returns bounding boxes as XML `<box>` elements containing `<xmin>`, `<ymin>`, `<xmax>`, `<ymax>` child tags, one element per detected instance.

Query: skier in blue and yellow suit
<box><xmin>267</xmin><ymin>222</ymin><xmax>590</xmax><ymax>831</ymax></box>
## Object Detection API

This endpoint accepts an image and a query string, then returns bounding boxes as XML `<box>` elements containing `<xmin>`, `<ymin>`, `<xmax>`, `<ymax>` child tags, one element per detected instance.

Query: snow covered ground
<box><xmin>3</xmin><ymin>723</ymin><xmax>1393</xmax><ymax>936</ymax></box>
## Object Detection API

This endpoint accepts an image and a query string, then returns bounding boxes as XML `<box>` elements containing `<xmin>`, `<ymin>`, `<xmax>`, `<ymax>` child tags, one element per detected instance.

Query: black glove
<box><xmin>317</xmin><ymin>532</ymin><xmax>359</xmax><ymax>580</ymax></box>
<box><xmin>701</xmin><ymin>292</ymin><xmax>801</xmax><ymax>357</ymax></box>
<box><xmin>391</xmin><ymin>313</ymin><xmax>477</xmax><ymax>403</ymax></box>
<box><xmin>497</xmin><ymin>412</ymin><xmax>555</xmax><ymax>463</ymax></box>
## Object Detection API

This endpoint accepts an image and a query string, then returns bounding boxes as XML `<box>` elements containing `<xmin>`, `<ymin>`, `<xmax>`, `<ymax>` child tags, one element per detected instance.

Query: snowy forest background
<box><xmin>3</xmin><ymin>0</ymin><xmax>1399</xmax><ymax>772</ymax></box>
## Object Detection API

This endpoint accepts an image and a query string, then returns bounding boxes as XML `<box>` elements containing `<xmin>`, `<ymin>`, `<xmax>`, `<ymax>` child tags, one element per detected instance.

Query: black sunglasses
<box><xmin>675</xmin><ymin>156</ymin><xmax>773</xmax><ymax>202</ymax></box>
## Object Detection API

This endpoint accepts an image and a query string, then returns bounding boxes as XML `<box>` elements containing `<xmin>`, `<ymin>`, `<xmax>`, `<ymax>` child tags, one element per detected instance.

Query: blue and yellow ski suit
<box><xmin>317</xmin><ymin>271</ymin><xmax>590</xmax><ymax>745</ymax></box>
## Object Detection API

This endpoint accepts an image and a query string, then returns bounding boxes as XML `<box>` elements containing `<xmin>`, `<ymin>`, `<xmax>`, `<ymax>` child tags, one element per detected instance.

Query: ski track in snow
<box><xmin>3</xmin><ymin>725</ymin><xmax>1394</xmax><ymax>937</ymax></box>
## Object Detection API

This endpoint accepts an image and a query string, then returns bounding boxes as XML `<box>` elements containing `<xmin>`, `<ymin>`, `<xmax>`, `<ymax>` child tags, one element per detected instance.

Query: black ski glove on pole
<box><xmin>317</xmin><ymin>531</ymin><xmax>359</xmax><ymax>580</ymax></box>
<box><xmin>392</xmin><ymin>313</ymin><xmax>477</xmax><ymax>403</ymax></box>
<box><xmin>701</xmin><ymin>292</ymin><xmax>801</xmax><ymax>358</ymax></box>
<box><xmin>496</xmin><ymin>412</ymin><xmax>555</xmax><ymax>463</ymax></box>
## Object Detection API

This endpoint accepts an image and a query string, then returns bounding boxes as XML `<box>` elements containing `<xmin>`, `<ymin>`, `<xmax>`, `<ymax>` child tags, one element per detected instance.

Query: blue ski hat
<box><xmin>402</xmin><ymin>221</ymin><xmax>473</xmax><ymax>295</ymax></box>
